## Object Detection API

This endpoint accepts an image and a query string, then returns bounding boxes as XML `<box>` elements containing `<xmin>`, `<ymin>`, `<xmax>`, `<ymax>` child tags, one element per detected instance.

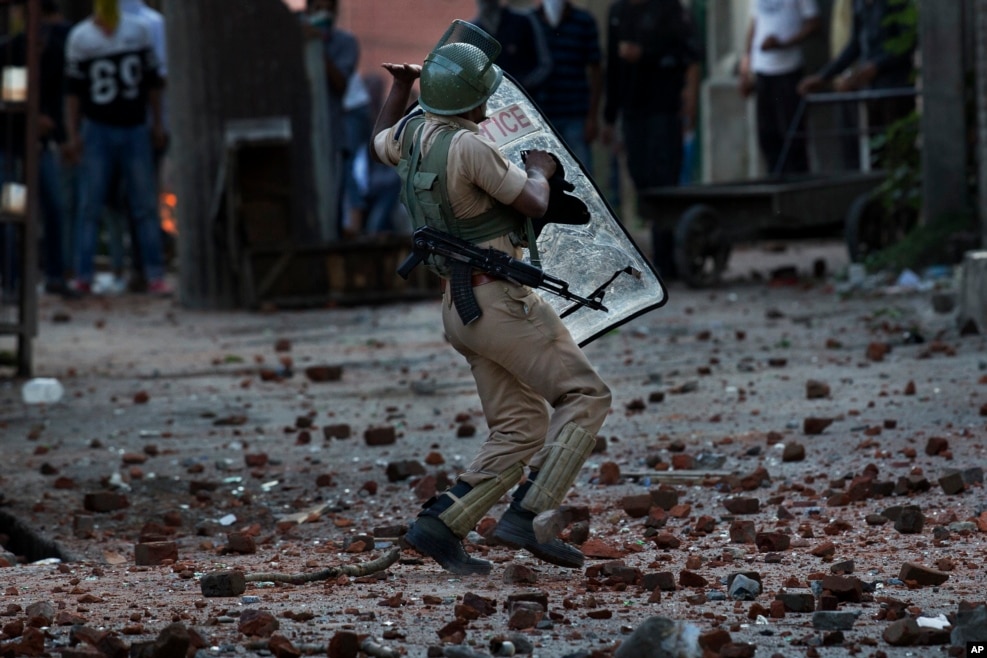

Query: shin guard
<box><xmin>438</xmin><ymin>463</ymin><xmax>523</xmax><ymax>538</ymax></box>
<box><xmin>519</xmin><ymin>423</ymin><xmax>595</xmax><ymax>514</ymax></box>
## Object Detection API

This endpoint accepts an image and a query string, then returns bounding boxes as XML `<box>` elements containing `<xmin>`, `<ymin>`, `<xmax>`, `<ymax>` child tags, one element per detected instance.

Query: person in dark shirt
<box><xmin>473</xmin><ymin>0</ymin><xmax>551</xmax><ymax>94</ymax></box>
<box><xmin>533</xmin><ymin>0</ymin><xmax>603</xmax><ymax>170</ymax></box>
<box><xmin>64</xmin><ymin>0</ymin><xmax>170</xmax><ymax>296</ymax></box>
<box><xmin>0</xmin><ymin>0</ymin><xmax>75</xmax><ymax>298</ymax></box>
<box><xmin>798</xmin><ymin>0</ymin><xmax>916</xmax><ymax>146</ymax></box>
<box><xmin>304</xmin><ymin>0</ymin><xmax>360</xmax><ymax>238</ymax></box>
<box><xmin>602</xmin><ymin>0</ymin><xmax>701</xmax><ymax>281</ymax></box>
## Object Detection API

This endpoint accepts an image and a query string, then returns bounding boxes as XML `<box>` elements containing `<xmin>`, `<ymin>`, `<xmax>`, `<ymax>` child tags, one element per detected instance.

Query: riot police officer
<box><xmin>371</xmin><ymin>20</ymin><xmax>612</xmax><ymax>576</ymax></box>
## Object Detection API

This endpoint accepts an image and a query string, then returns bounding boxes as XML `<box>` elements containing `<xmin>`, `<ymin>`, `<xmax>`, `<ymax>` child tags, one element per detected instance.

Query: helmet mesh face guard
<box><xmin>434</xmin><ymin>19</ymin><xmax>501</xmax><ymax>64</ymax></box>
<box><xmin>419</xmin><ymin>20</ymin><xmax>504</xmax><ymax>116</ymax></box>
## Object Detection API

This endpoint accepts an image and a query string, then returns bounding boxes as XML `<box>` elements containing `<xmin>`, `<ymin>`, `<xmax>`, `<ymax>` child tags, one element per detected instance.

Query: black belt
<box><xmin>440</xmin><ymin>273</ymin><xmax>501</xmax><ymax>291</ymax></box>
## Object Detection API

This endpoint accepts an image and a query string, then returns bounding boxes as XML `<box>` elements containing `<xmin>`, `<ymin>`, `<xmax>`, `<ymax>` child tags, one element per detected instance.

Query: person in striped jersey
<box><xmin>64</xmin><ymin>0</ymin><xmax>170</xmax><ymax>296</ymax></box>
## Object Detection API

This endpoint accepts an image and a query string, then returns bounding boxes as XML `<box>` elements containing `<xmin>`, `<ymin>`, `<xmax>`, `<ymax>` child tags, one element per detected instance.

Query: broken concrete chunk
<box><xmin>199</xmin><ymin>570</ymin><xmax>246</xmax><ymax>597</ymax></box>
<box><xmin>812</xmin><ymin>610</ymin><xmax>859</xmax><ymax>630</ymax></box>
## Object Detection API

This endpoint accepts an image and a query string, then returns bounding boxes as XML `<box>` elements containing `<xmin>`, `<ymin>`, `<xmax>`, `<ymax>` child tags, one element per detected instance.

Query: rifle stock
<box><xmin>397</xmin><ymin>246</ymin><xmax>426</xmax><ymax>280</ymax></box>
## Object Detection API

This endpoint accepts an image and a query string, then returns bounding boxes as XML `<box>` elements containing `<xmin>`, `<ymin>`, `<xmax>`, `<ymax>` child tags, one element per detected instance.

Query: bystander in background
<box><xmin>602</xmin><ymin>0</ymin><xmax>701</xmax><ymax>281</ymax></box>
<box><xmin>305</xmin><ymin>0</ymin><xmax>359</xmax><ymax>237</ymax></box>
<box><xmin>532</xmin><ymin>0</ymin><xmax>602</xmax><ymax>171</ymax></box>
<box><xmin>64</xmin><ymin>0</ymin><xmax>170</xmax><ymax>296</ymax></box>
<box><xmin>346</xmin><ymin>72</ymin><xmax>406</xmax><ymax>235</ymax></box>
<box><xmin>473</xmin><ymin>0</ymin><xmax>551</xmax><ymax>94</ymax></box>
<box><xmin>0</xmin><ymin>0</ymin><xmax>75</xmax><ymax>299</ymax></box>
<box><xmin>798</xmin><ymin>0</ymin><xmax>917</xmax><ymax>168</ymax></box>
<box><xmin>739</xmin><ymin>0</ymin><xmax>820</xmax><ymax>176</ymax></box>
<box><xmin>341</xmin><ymin>69</ymin><xmax>371</xmax><ymax>238</ymax></box>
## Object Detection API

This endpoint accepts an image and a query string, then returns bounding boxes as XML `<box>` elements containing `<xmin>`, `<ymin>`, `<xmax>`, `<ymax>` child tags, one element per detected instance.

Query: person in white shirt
<box><xmin>739</xmin><ymin>0</ymin><xmax>820</xmax><ymax>175</ymax></box>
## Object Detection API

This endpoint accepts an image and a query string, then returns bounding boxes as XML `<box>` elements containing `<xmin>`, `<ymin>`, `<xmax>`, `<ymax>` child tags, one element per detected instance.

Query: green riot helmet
<box><xmin>419</xmin><ymin>19</ymin><xmax>503</xmax><ymax>116</ymax></box>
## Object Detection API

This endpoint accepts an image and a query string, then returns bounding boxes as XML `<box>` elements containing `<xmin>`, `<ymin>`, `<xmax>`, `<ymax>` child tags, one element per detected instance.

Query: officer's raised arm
<box><xmin>369</xmin><ymin>63</ymin><xmax>421</xmax><ymax>164</ymax></box>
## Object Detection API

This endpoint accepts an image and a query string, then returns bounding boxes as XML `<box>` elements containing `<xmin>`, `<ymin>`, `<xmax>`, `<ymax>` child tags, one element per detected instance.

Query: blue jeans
<box><xmin>364</xmin><ymin>165</ymin><xmax>402</xmax><ymax>233</ymax></box>
<box><xmin>74</xmin><ymin>120</ymin><xmax>163</xmax><ymax>283</ymax></box>
<box><xmin>553</xmin><ymin>117</ymin><xmax>593</xmax><ymax>172</ymax></box>
<box><xmin>342</xmin><ymin>105</ymin><xmax>371</xmax><ymax>233</ymax></box>
<box><xmin>38</xmin><ymin>145</ymin><xmax>68</xmax><ymax>283</ymax></box>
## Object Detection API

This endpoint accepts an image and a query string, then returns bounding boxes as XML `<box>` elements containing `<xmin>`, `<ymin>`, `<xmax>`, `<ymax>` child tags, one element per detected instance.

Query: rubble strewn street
<box><xmin>0</xmin><ymin>240</ymin><xmax>984</xmax><ymax>658</ymax></box>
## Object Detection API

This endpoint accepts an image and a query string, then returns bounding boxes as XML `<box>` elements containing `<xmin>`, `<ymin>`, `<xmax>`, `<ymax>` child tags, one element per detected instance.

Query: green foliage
<box><xmin>870</xmin><ymin>0</ymin><xmax>920</xmax><ymax>217</ymax></box>
<box><xmin>864</xmin><ymin>211</ymin><xmax>973</xmax><ymax>272</ymax></box>
<box><xmin>871</xmin><ymin>110</ymin><xmax>921</xmax><ymax>216</ymax></box>
<box><xmin>865</xmin><ymin>0</ymin><xmax>977</xmax><ymax>274</ymax></box>
<box><xmin>884</xmin><ymin>0</ymin><xmax>919</xmax><ymax>56</ymax></box>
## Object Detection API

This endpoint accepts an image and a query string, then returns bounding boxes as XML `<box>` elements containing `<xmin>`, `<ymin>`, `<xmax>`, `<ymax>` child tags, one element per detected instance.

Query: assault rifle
<box><xmin>397</xmin><ymin>226</ymin><xmax>608</xmax><ymax>325</ymax></box>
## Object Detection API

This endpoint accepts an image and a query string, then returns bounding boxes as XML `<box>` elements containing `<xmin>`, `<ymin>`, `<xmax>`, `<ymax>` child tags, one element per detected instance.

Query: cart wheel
<box><xmin>674</xmin><ymin>204</ymin><xmax>731</xmax><ymax>288</ymax></box>
<box><xmin>845</xmin><ymin>193</ymin><xmax>918</xmax><ymax>263</ymax></box>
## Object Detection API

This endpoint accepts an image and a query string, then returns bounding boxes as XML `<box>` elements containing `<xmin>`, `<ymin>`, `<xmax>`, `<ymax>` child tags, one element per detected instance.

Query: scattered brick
<box><xmin>866</xmin><ymin>342</ymin><xmax>890</xmax><ymax>362</ymax></box>
<box><xmin>385</xmin><ymin>460</ymin><xmax>425</xmax><ymax>482</ymax></box>
<box><xmin>620</xmin><ymin>493</ymin><xmax>653</xmax><ymax>518</ymax></box>
<box><xmin>723</xmin><ymin>497</ymin><xmax>760</xmax><ymax>515</ymax></box>
<box><xmin>730</xmin><ymin>520</ymin><xmax>757</xmax><ymax>544</ymax></box>
<box><xmin>327</xmin><ymin>630</ymin><xmax>359</xmax><ymax>658</ymax></box>
<box><xmin>650</xmin><ymin>487</ymin><xmax>680</xmax><ymax>510</ymax></box>
<box><xmin>364</xmin><ymin>426</ymin><xmax>396</xmax><ymax>446</ymax></box>
<box><xmin>304</xmin><ymin>365</ymin><xmax>342</xmax><ymax>382</ymax></box>
<box><xmin>806</xmin><ymin>380</ymin><xmax>830</xmax><ymax>399</ymax></box>
<box><xmin>83</xmin><ymin>491</ymin><xmax>129</xmax><ymax>513</ymax></box>
<box><xmin>755</xmin><ymin>532</ymin><xmax>791</xmax><ymax>552</ymax></box>
<box><xmin>899</xmin><ymin>562</ymin><xmax>950</xmax><ymax>586</ymax></box>
<box><xmin>598</xmin><ymin>461</ymin><xmax>621</xmax><ymax>485</ymax></box>
<box><xmin>782</xmin><ymin>442</ymin><xmax>806</xmax><ymax>462</ymax></box>
<box><xmin>323</xmin><ymin>424</ymin><xmax>351</xmax><ymax>440</ymax></box>
<box><xmin>224</xmin><ymin>532</ymin><xmax>257</xmax><ymax>555</ymax></box>
<box><xmin>803</xmin><ymin>418</ymin><xmax>834</xmax><ymax>435</ymax></box>
<box><xmin>507</xmin><ymin>602</ymin><xmax>544</xmax><ymax>630</ymax></box>
<box><xmin>134</xmin><ymin>541</ymin><xmax>177</xmax><ymax>566</ymax></box>
<box><xmin>925</xmin><ymin>437</ymin><xmax>949</xmax><ymax>456</ymax></box>
<box><xmin>679</xmin><ymin>570</ymin><xmax>708</xmax><ymax>588</ymax></box>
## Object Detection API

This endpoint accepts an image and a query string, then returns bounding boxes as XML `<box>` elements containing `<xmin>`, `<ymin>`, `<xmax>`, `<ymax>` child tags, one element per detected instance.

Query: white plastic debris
<box><xmin>896</xmin><ymin>269</ymin><xmax>922</xmax><ymax>289</ymax></box>
<box><xmin>916</xmin><ymin>614</ymin><xmax>951</xmax><ymax>630</ymax></box>
<box><xmin>21</xmin><ymin>378</ymin><xmax>64</xmax><ymax>404</ymax></box>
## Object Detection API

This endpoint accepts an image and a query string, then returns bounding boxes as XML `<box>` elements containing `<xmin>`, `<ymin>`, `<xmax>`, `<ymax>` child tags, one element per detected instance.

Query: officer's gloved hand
<box><xmin>521</xmin><ymin>149</ymin><xmax>557</xmax><ymax>179</ymax></box>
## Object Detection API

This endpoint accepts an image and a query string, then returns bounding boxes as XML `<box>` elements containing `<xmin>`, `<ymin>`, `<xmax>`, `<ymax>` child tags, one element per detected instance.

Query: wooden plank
<box><xmin>621</xmin><ymin>470</ymin><xmax>734</xmax><ymax>483</ymax></box>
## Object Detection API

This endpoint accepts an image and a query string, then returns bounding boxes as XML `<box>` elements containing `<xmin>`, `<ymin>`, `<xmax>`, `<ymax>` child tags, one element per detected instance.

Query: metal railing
<box><xmin>777</xmin><ymin>86</ymin><xmax>919</xmax><ymax>176</ymax></box>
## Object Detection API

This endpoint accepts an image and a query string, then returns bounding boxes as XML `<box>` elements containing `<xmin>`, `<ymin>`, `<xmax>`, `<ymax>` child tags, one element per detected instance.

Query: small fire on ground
<box><xmin>160</xmin><ymin>192</ymin><xmax>177</xmax><ymax>235</ymax></box>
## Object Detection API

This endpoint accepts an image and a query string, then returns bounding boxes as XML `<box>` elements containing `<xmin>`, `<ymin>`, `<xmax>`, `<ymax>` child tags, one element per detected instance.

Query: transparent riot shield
<box><xmin>477</xmin><ymin>75</ymin><xmax>668</xmax><ymax>346</ymax></box>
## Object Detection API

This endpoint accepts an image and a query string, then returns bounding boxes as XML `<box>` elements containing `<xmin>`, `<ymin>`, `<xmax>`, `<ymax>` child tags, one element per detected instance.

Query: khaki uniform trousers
<box><xmin>442</xmin><ymin>278</ymin><xmax>612</xmax><ymax>488</ymax></box>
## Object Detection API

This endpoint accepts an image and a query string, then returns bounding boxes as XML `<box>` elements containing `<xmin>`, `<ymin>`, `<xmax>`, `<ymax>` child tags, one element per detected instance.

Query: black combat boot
<box><xmin>404</xmin><ymin>482</ymin><xmax>492</xmax><ymax>576</ymax></box>
<box><xmin>493</xmin><ymin>478</ymin><xmax>585</xmax><ymax>569</ymax></box>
